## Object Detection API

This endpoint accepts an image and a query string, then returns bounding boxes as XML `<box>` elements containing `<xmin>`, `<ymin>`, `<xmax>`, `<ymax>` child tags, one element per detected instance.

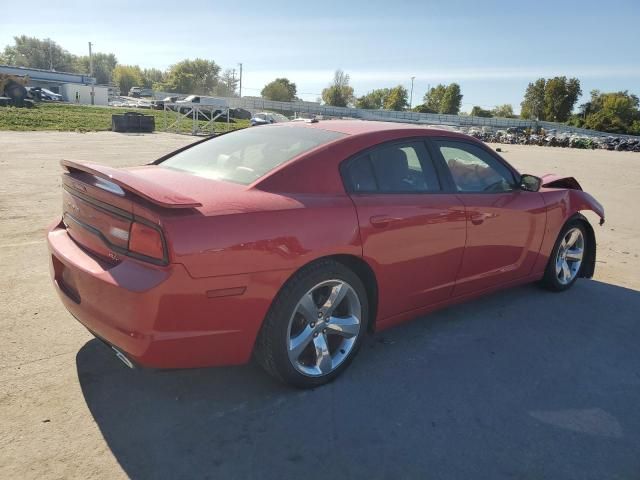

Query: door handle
<box><xmin>470</xmin><ymin>212</ymin><xmax>492</xmax><ymax>225</ymax></box>
<box><xmin>370</xmin><ymin>215</ymin><xmax>398</xmax><ymax>228</ymax></box>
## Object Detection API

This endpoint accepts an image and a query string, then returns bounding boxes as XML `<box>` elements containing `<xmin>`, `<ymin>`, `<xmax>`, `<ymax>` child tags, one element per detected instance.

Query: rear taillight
<box><xmin>128</xmin><ymin>222</ymin><xmax>165</xmax><ymax>261</ymax></box>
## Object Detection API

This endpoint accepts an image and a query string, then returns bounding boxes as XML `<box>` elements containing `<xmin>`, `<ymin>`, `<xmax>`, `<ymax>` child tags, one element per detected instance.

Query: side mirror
<box><xmin>519</xmin><ymin>174</ymin><xmax>542</xmax><ymax>192</ymax></box>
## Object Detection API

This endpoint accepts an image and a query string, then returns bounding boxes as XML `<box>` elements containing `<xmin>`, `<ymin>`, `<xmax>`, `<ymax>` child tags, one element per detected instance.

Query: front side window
<box><xmin>160</xmin><ymin>126</ymin><xmax>345</xmax><ymax>185</ymax></box>
<box><xmin>435</xmin><ymin>140</ymin><xmax>515</xmax><ymax>193</ymax></box>
<box><xmin>343</xmin><ymin>141</ymin><xmax>441</xmax><ymax>193</ymax></box>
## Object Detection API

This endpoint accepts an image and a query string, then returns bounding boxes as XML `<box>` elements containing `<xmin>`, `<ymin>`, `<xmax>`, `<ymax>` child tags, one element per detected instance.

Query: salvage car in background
<box><xmin>27</xmin><ymin>86</ymin><xmax>63</xmax><ymax>101</ymax></box>
<box><xmin>47</xmin><ymin>120</ymin><xmax>604</xmax><ymax>388</ymax></box>
<box><xmin>250</xmin><ymin>111</ymin><xmax>289</xmax><ymax>126</ymax></box>
<box><xmin>128</xmin><ymin>86</ymin><xmax>153</xmax><ymax>97</ymax></box>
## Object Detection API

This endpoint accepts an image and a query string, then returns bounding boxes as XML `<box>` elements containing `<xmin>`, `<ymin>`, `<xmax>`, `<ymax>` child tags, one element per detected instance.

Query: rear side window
<box><xmin>343</xmin><ymin>141</ymin><xmax>441</xmax><ymax>193</ymax></box>
<box><xmin>161</xmin><ymin>126</ymin><xmax>345</xmax><ymax>185</ymax></box>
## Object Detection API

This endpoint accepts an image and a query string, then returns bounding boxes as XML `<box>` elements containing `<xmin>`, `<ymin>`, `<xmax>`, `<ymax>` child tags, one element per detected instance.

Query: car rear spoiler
<box><xmin>61</xmin><ymin>160</ymin><xmax>202</xmax><ymax>209</ymax></box>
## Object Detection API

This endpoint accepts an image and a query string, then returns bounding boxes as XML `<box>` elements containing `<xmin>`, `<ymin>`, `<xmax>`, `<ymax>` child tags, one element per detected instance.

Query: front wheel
<box><xmin>540</xmin><ymin>220</ymin><xmax>588</xmax><ymax>291</ymax></box>
<box><xmin>254</xmin><ymin>260</ymin><xmax>369</xmax><ymax>388</ymax></box>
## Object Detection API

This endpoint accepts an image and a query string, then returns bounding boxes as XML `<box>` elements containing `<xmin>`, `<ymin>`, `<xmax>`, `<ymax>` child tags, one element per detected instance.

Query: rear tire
<box><xmin>254</xmin><ymin>259</ymin><xmax>369</xmax><ymax>388</ymax></box>
<box><xmin>540</xmin><ymin>219</ymin><xmax>588</xmax><ymax>292</ymax></box>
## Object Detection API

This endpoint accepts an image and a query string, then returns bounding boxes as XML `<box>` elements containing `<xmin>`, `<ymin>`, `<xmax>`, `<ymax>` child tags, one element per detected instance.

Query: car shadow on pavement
<box><xmin>76</xmin><ymin>279</ymin><xmax>640</xmax><ymax>480</ymax></box>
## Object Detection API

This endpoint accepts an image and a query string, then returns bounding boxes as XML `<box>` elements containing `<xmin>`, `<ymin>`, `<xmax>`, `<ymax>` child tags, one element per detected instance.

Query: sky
<box><xmin>1</xmin><ymin>0</ymin><xmax>639</xmax><ymax>112</ymax></box>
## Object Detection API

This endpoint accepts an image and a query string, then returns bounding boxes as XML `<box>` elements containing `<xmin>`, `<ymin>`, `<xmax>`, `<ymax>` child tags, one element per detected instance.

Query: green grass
<box><xmin>0</xmin><ymin>103</ymin><xmax>250</xmax><ymax>133</ymax></box>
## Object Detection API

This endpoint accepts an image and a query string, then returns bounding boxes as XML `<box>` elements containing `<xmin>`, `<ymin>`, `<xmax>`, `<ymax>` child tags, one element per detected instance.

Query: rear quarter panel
<box><xmin>163</xmin><ymin>193</ymin><xmax>361</xmax><ymax>279</ymax></box>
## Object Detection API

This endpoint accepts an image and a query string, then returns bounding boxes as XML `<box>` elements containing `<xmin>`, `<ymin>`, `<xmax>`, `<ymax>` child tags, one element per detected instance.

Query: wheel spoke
<box><xmin>565</xmin><ymin>248</ymin><xmax>583</xmax><ymax>262</ymax></box>
<box><xmin>320</xmin><ymin>283</ymin><xmax>348</xmax><ymax>316</ymax></box>
<box><xmin>566</xmin><ymin>229</ymin><xmax>580</xmax><ymax>247</ymax></box>
<box><xmin>296</xmin><ymin>293</ymin><xmax>319</xmax><ymax>322</ymax></box>
<box><xmin>561</xmin><ymin>260</ymin><xmax>571</xmax><ymax>282</ymax></box>
<box><xmin>555</xmin><ymin>256</ymin><xmax>563</xmax><ymax>275</ymax></box>
<box><xmin>326</xmin><ymin>315</ymin><xmax>360</xmax><ymax>338</ymax></box>
<box><xmin>289</xmin><ymin>326</ymin><xmax>314</xmax><ymax>360</ymax></box>
<box><xmin>313</xmin><ymin>334</ymin><xmax>332</xmax><ymax>374</ymax></box>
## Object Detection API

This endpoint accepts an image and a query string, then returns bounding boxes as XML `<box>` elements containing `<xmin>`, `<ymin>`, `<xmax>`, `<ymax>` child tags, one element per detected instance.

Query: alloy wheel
<box><xmin>555</xmin><ymin>227</ymin><xmax>585</xmax><ymax>285</ymax></box>
<box><xmin>287</xmin><ymin>279</ymin><xmax>362</xmax><ymax>377</ymax></box>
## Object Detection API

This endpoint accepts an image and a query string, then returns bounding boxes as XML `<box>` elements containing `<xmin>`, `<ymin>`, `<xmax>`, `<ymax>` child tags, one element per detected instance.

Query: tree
<box><xmin>383</xmin><ymin>85</ymin><xmax>409</xmax><ymax>111</ymax></box>
<box><xmin>212</xmin><ymin>69</ymin><xmax>240</xmax><ymax>97</ymax></box>
<box><xmin>112</xmin><ymin>65</ymin><xmax>144</xmax><ymax>95</ymax></box>
<box><xmin>2</xmin><ymin>35</ymin><xmax>77</xmax><ymax>72</ymax></box>
<box><xmin>75</xmin><ymin>53</ymin><xmax>118</xmax><ymax>85</ymax></box>
<box><xmin>491</xmin><ymin>104</ymin><xmax>515</xmax><ymax>118</ymax></box>
<box><xmin>423</xmin><ymin>84</ymin><xmax>447</xmax><ymax>112</ymax></box>
<box><xmin>412</xmin><ymin>104</ymin><xmax>437</xmax><ymax>114</ymax></box>
<box><xmin>356</xmin><ymin>89</ymin><xmax>389</xmax><ymax>109</ymax></box>
<box><xmin>521</xmin><ymin>77</ymin><xmax>581</xmax><ymax>122</ymax></box>
<box><xmin>520</xmin><ymin>78</ymin><xmax>546</xmax><ymax>120</ymax></box>
<box><xmin>161</xmin><ymin>58</ymin><xmax>221</xmax><ymax>94</ymax></box>
<box><xmin>141</xmin><ymin>68</ymin><xmax>164</xmax><ymax>89</ymax></box>
<box><xmin>261</xmin><ymin>78</ymin><xmax>297</xmax><ymax>101</ymax></box>
<box><xmin>580</xmin><ymin>90</ymin><xmax>640</xmax><ymax>134</ymax></box>
<box><xmin>355</xmin><ymin>86</ymin><xmax>408</xmax><ymax>111</ymax></box>
<box><xmin>543</xmin><ymin>76</ymin><xmax>581</xmax><ymax>122</ymax></box>
<box><xmin>470</xmin><ymin>106</ymin><xmax>492</xmax><ymax>117</ymax></box>
<box><xmin>322</xmin><ymin>70</ymin><xmax>354</xmax><ymax>107</ymax></box>
<box><xmin>421</xmin><ymin>83</ymin><xmax>462</xmax><ymax>114</ymax></box>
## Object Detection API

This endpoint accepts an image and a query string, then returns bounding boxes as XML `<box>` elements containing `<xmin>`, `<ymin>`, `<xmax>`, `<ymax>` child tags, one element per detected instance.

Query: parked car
<box><xmin>229</xmin><ymin>108</ymin><xmax>252</xmax><ymax>120</ymax></box>
<box><xmin>47</xmin><ymin>121</ymin><xmax>604</xmax><ymax>388</ymax></box>
<box><xmin>250</xmin><ymin>111</ymin><xmax>289</xmax><ymax>126</ymax></box>
<box><xmin>174</xmin><ymin>94</ymin><xmax>226</xmax><ymax>110</ymax></box>
<box><xmin>27</xmin><ymin>87</ymin><xmax>63</xmax><ymax>101</ymax></box>
<box><xmin>128</xmin><ymin>86</ymin><xmax>153</xmax><ymax>98</ymax></box>
<box><xmin>152</xmin><ymin>96</ymin><xmax>178</xmax><ymax>110</ymax></box>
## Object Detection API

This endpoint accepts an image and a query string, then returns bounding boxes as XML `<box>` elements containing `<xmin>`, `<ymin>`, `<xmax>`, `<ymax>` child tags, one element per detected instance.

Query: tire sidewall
<box><xmin>268</xmin><ymin>261</ymin><xmax>369</xmax><ymax>388</ymax></box>
<box><xmin>544</xmin><ymin>219</ymin><xmax>588</xmax><ymax>291</ymax></box>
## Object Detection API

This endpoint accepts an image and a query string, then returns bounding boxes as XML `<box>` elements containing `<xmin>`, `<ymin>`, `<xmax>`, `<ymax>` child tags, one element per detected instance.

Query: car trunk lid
<box><xmin>60</xmin><ymin>160</ymin><xmax>203</xmax><ymax>264</ymax></box>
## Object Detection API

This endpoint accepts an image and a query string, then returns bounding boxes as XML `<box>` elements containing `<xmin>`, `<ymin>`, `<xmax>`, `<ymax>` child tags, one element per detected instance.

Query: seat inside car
<box><xmin>372</xmin><ymin>148</ymin><xmax>412</xmax><ymax>192</ymax></box>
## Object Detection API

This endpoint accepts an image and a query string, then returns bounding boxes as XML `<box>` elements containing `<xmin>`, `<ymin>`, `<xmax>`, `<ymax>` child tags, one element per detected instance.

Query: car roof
<box><xmin>279</xmin><ymin>119</ymin><xmax>469</xmax><ymax>139</ymax></box>
<box><xmin>253</xmin><ymin>120</ymin><xmax>486</xmax><ymax>194</ymax></box>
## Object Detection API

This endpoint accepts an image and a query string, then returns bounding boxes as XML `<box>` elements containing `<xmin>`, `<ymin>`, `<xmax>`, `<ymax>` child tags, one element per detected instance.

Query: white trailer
<box><xmin>60</xmin><ymin>84</ymin><xmax>108</xmax><ymax>106</ymax></box>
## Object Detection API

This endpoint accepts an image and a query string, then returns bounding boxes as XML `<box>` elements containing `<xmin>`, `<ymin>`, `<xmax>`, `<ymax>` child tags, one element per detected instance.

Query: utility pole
<box><xmin>238</xmin><ymin>62</ymin><xmax>243</xmax><ymax>98</ymax></box>
<box><xmin>49</xmin><ymin>39</ymin><xmax>53</xmax><ymax>70</ymax></box>
<box><xmin>88</xmin><ymin>42</ymin><xmax>95</xmax><ymax>105</ymax></box>
<box><xmin>409</xmin><ymin>76</ymin><xmax>415</xmax><ymax>109</ymax></box>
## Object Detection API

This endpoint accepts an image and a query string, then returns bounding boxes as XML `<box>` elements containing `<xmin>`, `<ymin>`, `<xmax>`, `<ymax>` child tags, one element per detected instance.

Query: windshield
<box><xmin>160</xmin><ymin>126</ymin><xmax>345</xmax><ymax>185</ymax></box>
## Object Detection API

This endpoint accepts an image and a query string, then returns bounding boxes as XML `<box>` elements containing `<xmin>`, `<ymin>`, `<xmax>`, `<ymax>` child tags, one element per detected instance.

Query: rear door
<box><xmin>342</xmin><ymin>139</ymin><xmax>466</xmax><ymax>320</ymax></box>
<box><xmin>430</xmin><ymin>139</ymin><xmax>546</xmax><ymax>296</ymax></box>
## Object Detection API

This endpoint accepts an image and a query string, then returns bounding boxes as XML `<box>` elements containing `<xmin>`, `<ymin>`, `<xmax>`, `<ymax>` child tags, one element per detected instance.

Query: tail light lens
<box><xmin>128</xmin><ymin>222</ymin><xmax>165</xmax><ymax>261</ymax></box>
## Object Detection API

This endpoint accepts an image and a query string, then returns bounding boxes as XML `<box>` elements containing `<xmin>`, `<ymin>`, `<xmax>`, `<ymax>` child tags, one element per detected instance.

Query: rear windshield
<box><xmin>160</xmin><ymin>126</ymin><xmax>345</xmax><ymax>185</ymax></box>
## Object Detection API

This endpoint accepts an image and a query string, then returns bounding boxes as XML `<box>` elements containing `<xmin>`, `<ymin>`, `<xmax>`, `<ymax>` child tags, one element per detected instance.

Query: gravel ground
<box><xmin>1</xmin><ymin>131</ymin><xmax>639</xmax><ymax>479</ymax></box>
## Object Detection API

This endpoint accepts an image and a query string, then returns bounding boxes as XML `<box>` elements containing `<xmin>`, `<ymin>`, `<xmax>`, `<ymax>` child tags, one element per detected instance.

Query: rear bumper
<box><xmin>47</xmin><ymin>221</ymin><xmax>289</xmax><ymax>368</ymax></box>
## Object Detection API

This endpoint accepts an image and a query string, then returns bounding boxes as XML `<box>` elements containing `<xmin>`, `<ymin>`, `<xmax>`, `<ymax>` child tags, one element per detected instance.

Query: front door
<box><xmin>431</xmin><ymin>139</ymin><xmax>546</xmax><ymax>296</ymax></box>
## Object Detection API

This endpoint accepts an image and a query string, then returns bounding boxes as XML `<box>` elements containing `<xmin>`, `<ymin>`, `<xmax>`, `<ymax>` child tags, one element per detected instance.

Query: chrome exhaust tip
<box><xmin>112</xmin><ymin>346</ymin><xmax>134</xmax><ymax>369</ymax></box>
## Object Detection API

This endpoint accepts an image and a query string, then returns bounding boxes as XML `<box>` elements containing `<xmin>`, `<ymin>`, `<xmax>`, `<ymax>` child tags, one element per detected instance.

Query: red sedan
<box><xmin>48</xmin><ymin>120</ymin><xmax>605</xmax><ymax>388</ymax></box>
